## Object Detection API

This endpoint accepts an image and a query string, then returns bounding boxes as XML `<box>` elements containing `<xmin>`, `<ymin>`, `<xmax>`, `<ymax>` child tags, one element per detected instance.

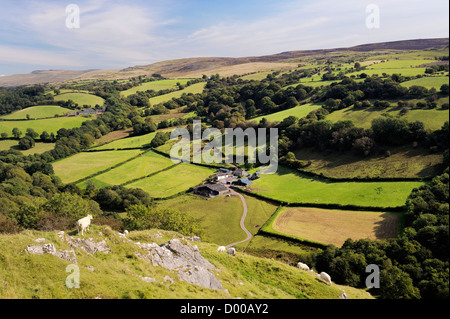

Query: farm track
<box><xmin>226</xmin><ymin>188</ymin><xmax>253</xmax><ymax>248</ymax></box>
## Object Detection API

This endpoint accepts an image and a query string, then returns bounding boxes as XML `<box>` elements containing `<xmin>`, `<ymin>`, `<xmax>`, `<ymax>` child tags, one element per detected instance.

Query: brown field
<box><xmin>94</xmin><ymin>129</ymin><xmax>133</xmax><ymax>145</ymax></box>
<box><xmin>273</xmin><ymin>207</ymin><xmax>400</xmax><ymax>247</ymax></box>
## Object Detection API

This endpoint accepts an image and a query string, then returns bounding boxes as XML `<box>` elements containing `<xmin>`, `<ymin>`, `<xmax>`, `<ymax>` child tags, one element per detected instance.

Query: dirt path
<box><xmin>226</xmin><ymin>188</ymin><xmax>253</xmax><ymax>248</ymax></box>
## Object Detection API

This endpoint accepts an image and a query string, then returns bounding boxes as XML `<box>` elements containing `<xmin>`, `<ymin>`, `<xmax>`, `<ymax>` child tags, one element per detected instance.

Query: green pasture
<box><xmin>0</xmin><ymin>105</ymin><xmax>70</xmax><ymax>120</ymax></box>
<box><xmin>54</xmin><ymin>93</ymin><xmax>105</xmax><ymax>106</ymax></box>
<box><xmin>401</xmin><ymin>76</ymin><xmax>449</xmax><ymax>89</ymax></box>
<box><xmin>149</xmin><ymin>82</ymin><xmax>206</xmax><ymax>105</ymax></box>
<box><xmin>121</xmin><ymin>79</ymin><xmax>192</xmax><ymax>97</ymax></box>
<box><xmin>126</xmin><ymin>163</ymin><xmax>215</xmax><ymax>198</ymax></box>
<box><xmin>0</xmin><ymin>117</ymin><xmax>87</xmax><ymax>136</ymax></box>
<box><xmin>251</xmin><ymin>103</ymin><xmax>321</xmax><ymax>123</ymax></box>
<box><xmin>250</xmin><ymin>165</ymin><xmax>424</xmax><ymax>208</ymax></box>
<box><xmin>327</xmin><ymin>104</ymin><xmax>449</xmax><ymax>131</ymax></box>
<box><xmin>52</xmin><ymin>150</ymin><xmax>143</xmax><ymax>185</ymax></box>
<box><xmin>78</xmin><ymin>150</ymin><xmax>175</xmax><ymax>188</ymax></box>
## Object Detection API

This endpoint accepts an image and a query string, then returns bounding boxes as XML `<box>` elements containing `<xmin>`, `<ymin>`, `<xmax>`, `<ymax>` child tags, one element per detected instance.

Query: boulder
<box><xmin>136</xmin><ymin>239</ymin><xmax>223</xmax><ymax>290</ymax></box>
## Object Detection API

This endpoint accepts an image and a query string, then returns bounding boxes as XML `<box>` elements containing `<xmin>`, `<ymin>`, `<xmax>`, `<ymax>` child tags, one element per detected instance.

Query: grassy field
<box><xmin>240</xmin><ymin>71</ymin><xmax>272</xmax><ymax>81</ymax></box>
<box><xmin>121</xmin><ymin>79</ymin><xmax>192</xmax><ymax>97</ymax></box>
<box><xmin>52</xmin><ymin>150</ymin><xmax>143</xmax><ymax>184</ymax></box>
<box><xmin>92</xmin><ymin>129</ymin><xmax>173</xmax><ymax>150</ymax></box>
<box><xmin>54</xmin><ymin>92</ymin><xmax>105</xmax><ymax>107</ymax></box>
<box><xmin>158</xmin><ymin>194</ymin><xmax>277</xmax><ymax>247</ymax></box>
<box><xmin>126</xmin><ymin>163</ymin><xmax>215</xmax><ymax>198</ymax></box>
<box><xmin>327</xmin><ymin>104</ymin><xmax>449</xmax><ymax>131</ymax></box>
<box><xmin>250</xmin><ymin>165</ymin><xmax>424</xmax><ymax>208</ymax></box>
<box><xmin>401</xmin><ymin>76</ymin><xmax>449</xmax><ymax>89</ymax></box>
<box><xmin>251</xmin><ymin>103</ymin><xmax>321</xmax><ymax>123</ymax></box>
<box><xmin>269</xmin><ymin>207</ymin><xmax>400</xmax><ymax>247</ymax></box>
<box><xmin>0</xmin><ymin>228</ymin><xmax>372</xmax><ymax>299</ymax></box>
<box><xmin>0</xmin><ymin>117</ymin><xmax>88</xmax><ymax>136</ymax></box>
<box><xmin>78</xmin><ymin>150</ymin><xmax>175</xmax><ymax>188</ymax></box>
<box><xmin>294</xmin><ymin>145</ymin><xmax>444</xmax><ymax>179</ymax></box>
<box><xmin>0</xmin><ymin>139</ymin><xmax>55</xmax><ymax>155</ymax></box>
<box><xmin>0</xmin><ymin>105</ymin><xmax>70</xmax><ymax>120</ymax></box>
<box><xmin>149</xmin><ymin>82</ymin><xmax>206</xmax><ymax>105</ymax></box>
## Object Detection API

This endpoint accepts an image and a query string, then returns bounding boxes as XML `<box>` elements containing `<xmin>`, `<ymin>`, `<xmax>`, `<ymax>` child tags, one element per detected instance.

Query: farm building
<box><xmin>233</xmin><ymin>178</ymin><xmax>253</xmax><ymax>187</ymax></box>
<box><xmin>193</xmin><ymin>184</ymin><xmax>230</xmax><ymax>198</ymax></box>
<box><xmin>234</xmin><ymin>168</ymin><xmax>249</xmax><ymax>177</ymax></box>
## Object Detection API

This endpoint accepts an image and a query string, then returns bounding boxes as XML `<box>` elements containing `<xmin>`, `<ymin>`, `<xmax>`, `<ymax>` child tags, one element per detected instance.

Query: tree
<box><xmin>380</xmin><ymin>266</ymin><xmax>421</xmax><ymax>299</ymax></box>
<box><xmin>25</xmin><ymin>128</ymin><xmax>39</xmax><ymax>140</ymax></box>
<box><xmin>40</xmin><ymin>131</ymin><xmax>50</xmax><ymax>143</ymax></box>
<box><xmin>1</xmin><ymin>132</ymin><xmax>7</xmax><ymax>139</ymax></box>
<box><xmin>12</xmin><ymin>128</ymin><xmax>22</xmax><ymax>139</ymax></box>
<box><xmin>18</xmin><ymin>136</ymin><xmax>35</xmax><ymax>150</ymax></box>
<box><xmin>440</xmin><ymin>84</ymin><xmax>449</xmax><ymax>95</ymax></box>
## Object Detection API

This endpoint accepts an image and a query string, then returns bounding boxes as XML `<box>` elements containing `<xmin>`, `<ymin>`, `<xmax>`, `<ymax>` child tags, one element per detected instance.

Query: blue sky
<box><xmin>0</xmin><ymin>0</ymin><xmax>448</xmax><ymax>75</ymax></box>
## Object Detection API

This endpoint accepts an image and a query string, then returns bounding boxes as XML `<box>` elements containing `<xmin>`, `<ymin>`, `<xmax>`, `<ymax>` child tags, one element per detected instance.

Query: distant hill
<box><xmin>1</xmin><ymin>38</ymin><xmax>448</xmax><ymax>87</ymax></box>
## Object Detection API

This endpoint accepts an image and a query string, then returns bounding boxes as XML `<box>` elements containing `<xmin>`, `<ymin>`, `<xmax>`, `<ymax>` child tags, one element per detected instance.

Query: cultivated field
<box><xmin>78</xmin><ymin>150</ymin><xmax>175</xmax><ymax>188</ymax></box>
<box><xmin>0</xmin><ymin>117</ymin><xmax>87</xmax><ymax>136</ymax></box>
<box><xmin>250</xmin><ymin>165</ymin><xmax>424</xmax><ymax>208</ymax></box>
<box><xmin>121</xmin><ymin>79</ymin><xmax>192</xmax><ymax>97</ymax></box>
<box><xmin>126</xmin><ymin>163</ymin><xmax>215</xmax><ymax>198</ymax></box>
<box><xmin>0</xmin><ymin>105</ymin><xmax>70</xmax><ymax>120</ymax></box>
<box><xmin>270</xmin><ymin>207</ymin><xmax>400</xmax><ymax>247</ymax></box>
<box><xmin>52</xmin><ymin>150</ymin><xmax>143</xmax><ymax>184</ymax></box>
<box><xmin>54</xmin><ymin>92</ymin><xmax>105</xmax><ymax>106</ymax></box>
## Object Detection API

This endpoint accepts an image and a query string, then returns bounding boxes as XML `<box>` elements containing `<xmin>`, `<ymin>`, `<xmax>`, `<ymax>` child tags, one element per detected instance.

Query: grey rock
<box><xmin>137</xmin><ymin>239</ymin><xmax>223</xmax><ymax>290</ymax></box>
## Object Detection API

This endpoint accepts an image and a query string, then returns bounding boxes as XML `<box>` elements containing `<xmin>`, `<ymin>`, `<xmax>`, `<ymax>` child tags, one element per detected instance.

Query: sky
<box><xmin>0</xmin><ymin>0</ymin><xmax>448</xmax><ymax>75</ymax></box>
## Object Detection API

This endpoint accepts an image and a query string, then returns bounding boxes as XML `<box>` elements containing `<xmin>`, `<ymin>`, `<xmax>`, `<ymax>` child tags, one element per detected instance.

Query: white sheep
<box><xmin>297</xmin><ymin>262</ymin><xmax>310</xmax><ymax>271</ymax></box>
<box><xmin>227</xmin><ymin>248</ymin><xmax>236</xmax><ymax>256</ymax></box>
<box><xmin>318</xmin><ymin>272</ymin><xmax>332</xmax><ymax>286</ymax></box>
<box><xmin>77</xmin><ymin>215</ymin><xmax>93</xmax><ymax>236</ymax></box>
<box><xmin>216</xmin><ymin>246</ymin><xmax>226</xmax><ymax>252</ymax></box>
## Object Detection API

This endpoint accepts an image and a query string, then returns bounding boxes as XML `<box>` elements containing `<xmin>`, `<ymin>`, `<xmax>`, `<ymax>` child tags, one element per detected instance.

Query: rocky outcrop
<box><xmin>25</xmin><ymin>243</ymin><xmax>77</xmax><ymax>264</ymax></box>
<box><xmin>136</xmin><ymin>239</ymin><xmax>223</xmax><ymax>290</ymax></box>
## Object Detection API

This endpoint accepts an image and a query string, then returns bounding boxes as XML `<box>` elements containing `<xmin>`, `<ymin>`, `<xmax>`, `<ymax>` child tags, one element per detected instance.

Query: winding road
<box><xmin>225</xmin><ymin>188</ymin><xmax>253</xmax><ymax>248</ymax></box>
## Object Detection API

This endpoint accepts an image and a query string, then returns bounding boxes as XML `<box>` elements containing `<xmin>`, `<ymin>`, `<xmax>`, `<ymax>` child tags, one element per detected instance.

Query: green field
<box><xmin>401</xmin><ymin>76</ymin><xmax>449</xmax><ymax>89</ymax></box>
<box><xmin>295</xmin><ymin>145</ymin><xmax>444</xmax><ymax>179</ymax></box>
<box><xmin>251</xmin><ymin>103</ymin><xmax>321</xmax><ymax>123</ymax></box>
<box><xmin>149</xmin><ymin>82</ymin><xmax>206</xmax><ymax>105</ymax></box>
<box><xmin>78</xmin><ymin>150</ymin><xmax>175</xmax><ymax>188</ymax></box>
<box><xmin>54</xmin><ymin>93</ymin><xmax>105</xmax><ymax>107</ymax></box>
<box><xmin>92</xmin><ymin>129</ymin><xmax>173</xmax><ymax>150</ymax></box>
<box><xmin>126</xmin><ymin>163</ymin><xmax>215</xmax><ymax>198</ymax></box>
<box><xmin>0</xmin><ymin>117</ymin><xmax>88</xmax><ymax>136</ymax></box>
<box><xmin>121</xmin><ymin>79</ymin><xmax>192</xmax><ymax>97</ymax></box>
<box><xmin>158</xmin><ymin>194</ymin><xmax>277</xmax><ymax>246</ymax></box>
<box><xmin>52</xmin><ymin>150</ymin><xmax>143</xmax><ymax>184</ymax></box>
<box><xmin>327</xmin><ymin>105</ymin><xmax>449</xmax><ymax>131</ymax></box>
<box><xmin>250</xmin><ymin>165</ymin><xmax>424</xmax><ymax>208</ymax></box>
<box><xmin>0</xmin><ymin>139</ymin><xmax>55</xmax><ymax>155</ymax></box>
<box><xmin>240</xmin><ymin>71</ymin><xmax>272</xmax><ymax>81</ymax></box>
<box><xmin>0</xmin><ymin>105</ymin><xmax>70</xmax><ymax>120</ymax></box>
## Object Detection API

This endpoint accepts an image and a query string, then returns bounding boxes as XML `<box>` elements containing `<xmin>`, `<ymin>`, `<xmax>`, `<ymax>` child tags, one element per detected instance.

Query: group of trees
<box><xmin>0</xmin><ymin>86</ymin><xmax>54</xmax><ymax>115</ymax></box>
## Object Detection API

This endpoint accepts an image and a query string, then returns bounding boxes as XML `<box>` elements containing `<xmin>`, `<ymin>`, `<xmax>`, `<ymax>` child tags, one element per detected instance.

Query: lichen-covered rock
<box><xmin>136</xmin><ymin>239</ymin><xmax>223</xmax><ymax>290</ymax></box>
